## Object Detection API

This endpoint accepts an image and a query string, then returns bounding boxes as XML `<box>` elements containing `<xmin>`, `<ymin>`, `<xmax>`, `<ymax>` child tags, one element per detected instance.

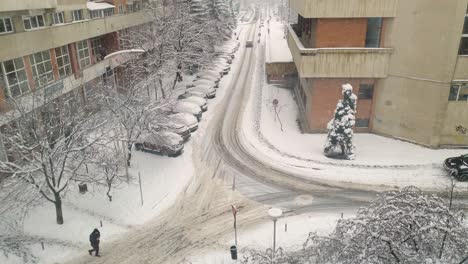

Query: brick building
<box><xmin>0</xmin><ymin>0</ymin><xmax>157</xmax><ymax>159</ymax></box>
<box><xmin>288</xmin><ymin>0</ymin><xmax>468</xmax><ymax>147</ymax></box>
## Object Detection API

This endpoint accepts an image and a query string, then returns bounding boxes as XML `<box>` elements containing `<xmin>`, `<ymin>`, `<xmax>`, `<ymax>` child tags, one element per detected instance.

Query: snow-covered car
<box><xmin>208</xmin><ymin>64</ymin><xmax>230</xmax><ymax>76</ymax></box>
<box><xmin>173</xmin><ymin>101</ymin><xmax>202</xmax><ymax>121</ymax></box>
<box><xmin>444</xmin><ymin>154</ymin><xmax>468</xmax><ymax>181</ymax></box>
<box><xmin>187</xmin><ymin>85</ymin><xmax>216</xmax><ymax>99</ymax></box>
<box><xmin>135</xmin><ymin>131</ymin><xmax>184</xmax><ymax>157</ymax></box>
<box><xmin>179</xmin><ymin>96</ymin><xmax>208</xmax><ymax>112</ymax></box>
<box><xmin>187</xmin><ymin>79</ymin><xmax>218</xmax><ymax>89</ymax></box>
<box><xmin>196</xmin><ymin>73</ymin><xmax>220</xmax><ymax>84</ymax></box>
<box><xmin>169</xmin><ymin>113</ymin><xmax>198</xmax><ymax>132</ymax></box>
<box><xmin>147</xmin><ymin>119</ymin><xmax>191</xmax><ymax>142</ymax></box>
<box><xmin>178</xmin><ymin>90</ymin><xmax>207</xmax><ymax>100</ymax></box>
<box><xmin>217</xmin><ymin>54</ymin><xmax>233</xmax><ymax>63</ymax></box>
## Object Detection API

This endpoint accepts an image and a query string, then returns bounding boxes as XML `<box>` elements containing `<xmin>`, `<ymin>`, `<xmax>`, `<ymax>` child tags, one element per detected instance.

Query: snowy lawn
<box><xmin>187</xmin><ymin>210</ymin><xmax>355</xmax><ymax>263</ymax></box>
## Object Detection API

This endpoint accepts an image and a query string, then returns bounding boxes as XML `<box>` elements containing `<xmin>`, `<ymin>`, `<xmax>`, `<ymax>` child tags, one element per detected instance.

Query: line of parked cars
<box><xmin>134</xmin><ymin>41</ymin><xmax>241</xmax><ymax>157</ymax></box>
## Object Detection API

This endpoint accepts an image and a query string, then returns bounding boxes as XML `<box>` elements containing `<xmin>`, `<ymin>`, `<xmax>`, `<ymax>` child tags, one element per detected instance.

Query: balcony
<box><xmin>0</xmin><ymin>11</ymin><xmax>153</xmax><ymax>61</ymax></box>
<box><xmin>287</xmin><ymin>26</ymin><xmax>392</xmax><ymax>78</ymax></box>
<box><xmin>290</xmin><ymin>0</ymin><xmax>398</xmax><ymax>18</ymax></box>
<box><xmin>0</xmin><ymin>0</ymin><xmax>58</xmax><ymax>12</ymax></box>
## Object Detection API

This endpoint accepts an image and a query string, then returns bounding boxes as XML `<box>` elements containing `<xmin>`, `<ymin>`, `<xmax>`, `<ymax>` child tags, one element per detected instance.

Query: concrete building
<box><xmin>288</xmin><ymin>0</ymin><xmax>468</xmax><ymax>147</ymax></box>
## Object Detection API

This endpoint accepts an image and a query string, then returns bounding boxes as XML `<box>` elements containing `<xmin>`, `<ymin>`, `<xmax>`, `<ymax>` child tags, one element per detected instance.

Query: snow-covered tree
<box><xmin>324</xmin><ymin>83</ymin><xmax>357</xmax><ymax>160</ymax></box>
<box><xmin>0</xmin><ymin>90</ymin><xmax>106</xmax><ymax>224</ymax></box>
<box><xmin>302</xmin><ymin>187</ymin><xmax>468</xmax><ymax>264</ymax></box>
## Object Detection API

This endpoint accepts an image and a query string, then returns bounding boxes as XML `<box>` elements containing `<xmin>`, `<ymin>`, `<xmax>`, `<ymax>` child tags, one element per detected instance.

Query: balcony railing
<box><xmin>290</xmin><ymin>0</ymin><xmax>398</xmax><ymax>18</ymax></box>
<box><xmin>0</xmin><ymin>0</ymin><xmax>58</xmax><ymax>12</ymax></box>
<box><xmin>287</xmin><ymin>25</ymin><xmax>393</xmax><ymax>78</ymax></box>
<box><xmin>0</xmin><ymin>10</ymin><xmax>153</xmax><ymax>61</ymax></box>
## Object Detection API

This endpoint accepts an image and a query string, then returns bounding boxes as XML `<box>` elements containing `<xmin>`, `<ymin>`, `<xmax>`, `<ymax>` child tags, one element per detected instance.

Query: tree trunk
<box><xmin>54</xmin><ymin>192</ymin><xmax>64</xmax><ymax>225</ymax></box>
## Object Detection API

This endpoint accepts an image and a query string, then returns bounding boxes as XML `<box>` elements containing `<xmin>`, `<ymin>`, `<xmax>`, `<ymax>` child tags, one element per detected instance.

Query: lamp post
<box><xmin>268</xmin><ymin>208</ymin><xmax>283</xmax><ymax>264</ymax></box>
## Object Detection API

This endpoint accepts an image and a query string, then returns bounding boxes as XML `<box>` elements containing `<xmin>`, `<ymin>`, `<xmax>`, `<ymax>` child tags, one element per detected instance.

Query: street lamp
<box><xmin>268</xmin><ymin>208</ymin><xmax>283</xmax><ymax>264</ymax></box>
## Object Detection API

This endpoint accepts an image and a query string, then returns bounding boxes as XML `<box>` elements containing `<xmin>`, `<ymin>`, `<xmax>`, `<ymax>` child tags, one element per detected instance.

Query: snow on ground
<box><xmin>265</xmin><ymin>19</ymin><xmax>292</xmax><ymax>63</ymax></box>
<box><xmin>187</xmin><ymin>210</ymin><xmax>355</xmax><ymax>263</ymax></box>
<box><xmin>239</xmin><ymin>18</ymin><xmax>468</xmax><ymax>192</ymax></box>
<box><xmin>1</xmin><ymin>35</ymin><xmax>245</xmax><ymax>264</ymax></box>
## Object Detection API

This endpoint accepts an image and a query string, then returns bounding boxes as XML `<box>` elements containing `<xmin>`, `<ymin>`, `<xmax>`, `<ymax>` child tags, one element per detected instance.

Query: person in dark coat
<box><xmin>88</xmin><ymin>228</ymin><xmax>101</xmax><ymax>257</ymax></box>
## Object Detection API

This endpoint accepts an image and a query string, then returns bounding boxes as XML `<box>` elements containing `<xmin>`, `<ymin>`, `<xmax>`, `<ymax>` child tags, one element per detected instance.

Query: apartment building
<box><xmin>287</xmin><ymin>0</ymin><xmax>468</xmax><ymax>147</ymax></box>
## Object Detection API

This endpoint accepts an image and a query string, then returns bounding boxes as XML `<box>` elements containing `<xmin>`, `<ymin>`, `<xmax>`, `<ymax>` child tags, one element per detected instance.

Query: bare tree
<box><xmin>0</xmin><ymin>89</ymin><xmax>106</xmax><ymax>225</ymax></box>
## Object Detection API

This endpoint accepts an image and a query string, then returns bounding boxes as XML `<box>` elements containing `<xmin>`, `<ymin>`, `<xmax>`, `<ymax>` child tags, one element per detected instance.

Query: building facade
<box><xmin>288</xmin><ymin>0</ymin><xmax>468</xmax><ymax>147</ymax></box>
<box><xmin>0</xmin><ymin>0</ymin><xmax>156</xmax><ymax>159</ymax></box>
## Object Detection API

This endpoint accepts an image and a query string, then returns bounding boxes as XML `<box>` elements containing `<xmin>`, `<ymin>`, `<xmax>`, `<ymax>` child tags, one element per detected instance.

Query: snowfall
<box><xmin>2</xmin><ymin>9</ymin><xmax>468</xmax><ymax>264</ymax></box>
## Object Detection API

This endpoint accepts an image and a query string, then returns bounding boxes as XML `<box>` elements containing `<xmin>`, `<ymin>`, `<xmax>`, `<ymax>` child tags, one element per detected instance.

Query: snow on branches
<box><xmin>324</xmin><ymin>83</ymin><xmax>357</xmax><ymax>160</ymax></box>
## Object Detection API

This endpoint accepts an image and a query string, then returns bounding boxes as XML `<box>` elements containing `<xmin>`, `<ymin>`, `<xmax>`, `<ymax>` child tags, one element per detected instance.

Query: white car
<box><xmin>188</xmin><ymin>85</ymin><xmax>216</xmax><ymax>99</ymax></box>
<box><xmin>149</xmin><ymin>119</ymin><xmax>191</xmax><ymax>142</ymax></box>
<box><xmin>188</xmin><ymin>79</ymin><xmax>218</xmax><ymax>89</ymax></box>
<box><xmin>135</xmin><ymin>131</ymin><xmax>184</xmax><ymax>157</ymax></box>
<box><xmin>178</xmin><ymin>90</ymin><xmax>207</xmax><ymax>100</ymax></box>
<box><xmin>169</xmin><ymin>113</ymin><xmax>198</xmax><ymax>132</ymax></box>
<box><xmin>173</xmin><ymin>101</ymin><xmax>202</xmax><ymax>121</ymax></box>
<box><xmin>180</xmin><ymin>96</ymin><xmax>208</xmax><ymax>112</ymax></box>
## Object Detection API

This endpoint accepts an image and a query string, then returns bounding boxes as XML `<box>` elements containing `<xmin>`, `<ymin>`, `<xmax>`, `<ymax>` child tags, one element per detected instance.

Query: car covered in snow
<box><xmin>196</xmin><ymin>73</ymin><xmax>221</xmax><ymax>84</ymax></box>
<box><xmin>135</xmin><ymin>131</ymin><xmax>184</xmax><ymax>157</ymax></box>
<box><xmin>178</xmin><ymin>90</ymin><xmax>207</xmax><ymax>100</ymax></box>
<box><xmin>169</xmin><ymin>113</ymin><xmax>198</xmax><ymax>132</ymax></box>
<box><xmin>444</xmin><ymin>154</ymin><xmax>468</xmax><ymax>181</ymax></box>
<box><xmin>187</xmin><ymin>85</ymin><xmax>216</xmax><ymax>99</ymax></box>
<box><xmin>179</xmin><ymin>96</ymin><xmax>207</xmax><ymax>112</ymax></box>
<box><xmin>148</xmin><ymin>119</ymin><xmax>191</xmax><ymax>142</ymax></box>
<box><xmin>187</xmin><ymin>79</ymin><xmax>218</xmax><ymax>89</ymax></box>
<box><xmin>173</xmin><ymin>101</ymin><xmax>202</xmax><ymax>121</ymax></box>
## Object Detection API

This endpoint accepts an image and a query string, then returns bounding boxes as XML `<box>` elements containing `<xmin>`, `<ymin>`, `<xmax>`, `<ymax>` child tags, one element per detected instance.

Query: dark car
<box><xmin>135</xmin><ymin>131</ymin><xmax>184</xmax><ymax>157</ymax></box>
<box><xmin>444</xmin><ymin>154</ymin><xmax>468</xmax><ymax>181</ymax></box>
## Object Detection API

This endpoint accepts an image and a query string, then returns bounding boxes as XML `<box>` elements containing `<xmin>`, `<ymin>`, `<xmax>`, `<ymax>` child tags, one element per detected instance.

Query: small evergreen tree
<box><xmin>324</xmin><ymin>83</ymin><xmax>357</xmax><ymax>160</ymax></box>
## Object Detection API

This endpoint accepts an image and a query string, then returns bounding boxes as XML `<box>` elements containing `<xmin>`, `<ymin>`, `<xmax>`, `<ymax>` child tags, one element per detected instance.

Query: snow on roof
<box><xmin>87</xmin><ymin>1</ymin><xmax>115</xmax><ymax>10</ymax></box>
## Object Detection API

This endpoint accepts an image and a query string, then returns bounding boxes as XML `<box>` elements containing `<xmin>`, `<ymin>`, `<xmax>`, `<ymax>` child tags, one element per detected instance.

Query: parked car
<box><xmin>444</xmin><ymin>154</ymin><xmax>468</xmax><ymax>181</ymax></box>
<box><xmin>149</xmin><ymin>119</ymin><xmax>191</xmax><ymax>142</ymax></box>
<box><xmin>173</xmin><ymin>101</ymin><xmax>202</xmax><ymax>121</ymax></box>
<box><xmin>169</xmin><ymin>113</ymin><xmax>198</xmax><ymax>132</ymax></box>
<box><xmin>196</xmin><ymin>74</ymin><xmax>220</xmax><ymax>84</ymax></box>
<box><xmin>188</xmin><ymin>85</ymin><xmax>216</xmax><ymax>99</ymax></box>
<box><xmin>178</xmin><ymin>90</ymin><xmax>207</xmax><ymax>100</ymax></box>
<box><xmin>187</xmin><ymin>79</ymin><xmax>218</xmax><ymax>89</ymax></box>
<box><xmin>180</xmin><ymin>96</ymin><xmax>208</xmax><ymax>112</ymax></box>
<box><xmin>135</xmin><ymin>131</ymin><xmax>184</xmax><ymax>157</ymax></box>
<box><xmin>246</xmin><ymin>40</ymin><xmax>254</xmax><ymax>47</ymax></box>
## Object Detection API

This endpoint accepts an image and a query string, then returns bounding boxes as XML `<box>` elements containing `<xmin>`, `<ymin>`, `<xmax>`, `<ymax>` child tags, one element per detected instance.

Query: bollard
<box><xmin>41</xmin><ymin>241</ymin><xmax>45</xmax><ymax>250</ymax></box>
<box><xmin>230</xmin><ymin>245</ymin><xmax>238</xmax><ymax>260</ymax></box>
<box><xmin>100</xmin><ymin>220</ymin><xmax>103</xmax><ymax>227</ymax></box>
<box><xmin>285</xmin><ymin>223</ymin><xmax>287</xmax><ymax>232</ymax></box>
<box><xmin>341</xmin><ymin>212</ymin><xmax>343</xmax><ymax>218</ymax></box>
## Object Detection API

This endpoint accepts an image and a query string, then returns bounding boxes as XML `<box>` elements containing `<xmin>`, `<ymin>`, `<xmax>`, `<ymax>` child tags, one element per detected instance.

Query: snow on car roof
<box><xmin>169</xmin><ymin>113</ymin><xmax>197</xmax><ymax>125</ymax></box>
<box><xmin>190</xmin><ymin>85</ymin><xmax>214</xmax><ymax>91</ymax></box>
<box><xmin>175</xmin><ymin>101</ymin><xmax>201</xmax><ymax>112</ymax></box>
<box><xmin>180</xmin><ymin>96</ymin><xmax>206</xmax><ymax>105</ymax></box>
<box><xmin>142</xmin><ymin>131</ymin><xmax>183</xmax><ymax>146</ymax></box>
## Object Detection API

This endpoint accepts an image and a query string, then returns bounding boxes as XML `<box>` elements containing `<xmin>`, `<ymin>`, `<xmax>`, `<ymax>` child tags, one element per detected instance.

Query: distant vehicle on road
<box><xmin>135</xmin><ymin>131</ymin><xmax>184</xmax><ymax>157</ymax></box>
<box><xmin>444</xmin><ymin>154</ymin><xmax>468</xmax><ymax>181</ymax></box>
<box><xmin>246</xmin><ymin>40</ymin><xmax>254</xmax><ymax>47</ymax></box>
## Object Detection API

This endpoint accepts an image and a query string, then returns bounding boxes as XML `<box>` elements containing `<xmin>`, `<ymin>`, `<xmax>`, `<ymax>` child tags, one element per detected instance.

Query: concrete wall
<box><xmin>315</xmin><ymin>18</ymin><xmax>367</xmax><ymax>48</ymax></box>
<box><xmin>0</xmin><ymin>10</ymin><xmax>153</xmax><ymax>61</ymax></box>
<box><xmin>454</xmin><ymin>56</ymin><xmax>468</xmax><ymax>80</ymax></box>
<box><xmin>290</xmin><ymin>0</ymin><xmax>398</xmax><ymax>18</ymax></box>
<box><xmin>372</xmin><ymin>0</ymin><xmax>468</xmax><ymax>147</ymax></box>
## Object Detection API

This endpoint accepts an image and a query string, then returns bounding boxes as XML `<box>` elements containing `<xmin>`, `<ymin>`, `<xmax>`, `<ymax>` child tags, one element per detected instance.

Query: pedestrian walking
<box><xmin>88</xmin><ymin>228</ymin><xmax>101</xmax><ymax>257</ymax></box>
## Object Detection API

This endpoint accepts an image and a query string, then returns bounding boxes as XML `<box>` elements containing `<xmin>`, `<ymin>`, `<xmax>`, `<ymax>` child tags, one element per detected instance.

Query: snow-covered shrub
<box><xmin>324</xmin><ymin>83</ymin><xmax>357</xmax><ymax>160</ymax></box>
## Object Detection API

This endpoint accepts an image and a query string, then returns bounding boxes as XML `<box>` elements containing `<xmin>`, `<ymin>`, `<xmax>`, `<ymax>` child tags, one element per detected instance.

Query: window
<box><xmin>1</xmin><ymin>58</ymin><xmax>30</xmax><ymax>98</ymax></box>
<box><xmin>103</xmin><ymin>8</ymin><xmax>114</xmax><ymax>17</ymax></box>
<box><xmin>55</xmin><ymin>45</ymin><xmax>72</xmax><ymax>78</ymax></box>
<box><xmin>355</xmin><ymin>119</ymin><xmax>370</xmax><ymax>128</ymax></box>
<box><xmin>23</xmin><ymin>15</ymin><xmax>45</xmax><ymax>30</ymax></box>
<box><xmin>118</xmin><ymin>5</ymin><xmax>124</xmax><ymax>14</ymax></box>
<box><xmin>358</xmin><ymin>84</ymin><xmax>374</xmax><ymax>99</ymax></box>
<box><xmin>365</xmin><ymin>18</ymin><xmax>382</xmax><ymax>48</ymax></box>
<box><xmin>460</xmin><ymin>10</ymin><xmax>468</xmax><ymax>54</ymax></box>
<box><xmin>91</xmin><ymin>37</ymin><xmax>104</xmax><ymax>62</ymax></box>
<box><xmin>53</xmin><ymin>12</ymin><xmax>65</xmax><ymax>24</ymax></box>
<box><xmin>72</xmin><ymin>10</ymin><xmax>84</xmax><ymax>21</ymax></box>
<box><xmin>89</xmin><ymin>10</ymin><xmax>103</xmax><ymax>19</ymax></box>
<box><xmin>0</xmin><ymin>17</ymin><xmax>14</xmax><ymax>34</ymax></box>
<box><xmin>449</xmin><ymin>83</ymin><xmax>468</xmax><ymax>101</ymax></box>
<box><xmin>76</xmin><ymin>40</ymin><xmax>91</xmax><ymax>68</ymax></box>
<box><xmin>127</xmin><ymin>4</ymin><xmax>135</xmax><ymax>13</ymax></box>
<box><xmin>30</xmin><ymin>51</ymin><xmax>54</xmax><ymax>87</ymax></box>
